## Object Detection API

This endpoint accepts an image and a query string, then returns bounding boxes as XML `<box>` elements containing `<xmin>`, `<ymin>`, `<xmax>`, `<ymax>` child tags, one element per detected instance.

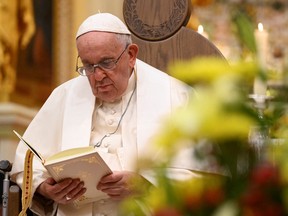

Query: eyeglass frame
<box><xmin>76</xmin><ymin>44</ymin><xmax>129</xmax><ymax>76</ymax></box>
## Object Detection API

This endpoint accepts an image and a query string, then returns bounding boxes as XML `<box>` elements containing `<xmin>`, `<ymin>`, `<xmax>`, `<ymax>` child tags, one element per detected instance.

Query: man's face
<box><xmin>76</xmin><ymin>32</ymin><xmax>138</xmax><ymax>102</ymax></box>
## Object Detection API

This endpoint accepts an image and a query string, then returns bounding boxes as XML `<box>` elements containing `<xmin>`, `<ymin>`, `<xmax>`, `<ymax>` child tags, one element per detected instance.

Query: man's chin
<box><xmin>95</xmin><ymin>93</ymin><xmax>117</xmax><ymax>103</ymax></box>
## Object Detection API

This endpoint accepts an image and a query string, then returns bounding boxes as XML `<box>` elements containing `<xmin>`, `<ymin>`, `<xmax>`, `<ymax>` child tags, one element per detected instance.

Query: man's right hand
<box><xmin>36</xmin><ymin>177</ymin><xmax>86</xmax><ymax>204</ymax></box>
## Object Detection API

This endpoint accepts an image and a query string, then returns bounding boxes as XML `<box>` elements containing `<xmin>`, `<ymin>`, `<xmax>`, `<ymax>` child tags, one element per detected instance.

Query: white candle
<box><xmin>253</xmin><ymin>78</ymin><xmax>267</xmax><ymax>96</ymax></box>
<box><xmin>197</xmin><ymin>25</ymin><xmax>209</xmax><ymax>39</ymax></box>
<box><xmin>254</xmin><ymin>23</ymin><xmax>269</xmax><ymax>69</ymax></box>
<box><xmin>253</xmin><ymin>23</ymin><xmax>269</xmax><ymax>95</ymax></box>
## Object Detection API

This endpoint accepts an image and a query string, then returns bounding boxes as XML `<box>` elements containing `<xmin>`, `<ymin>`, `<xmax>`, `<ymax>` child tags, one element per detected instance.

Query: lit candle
<box><xmin>253</xmin><ymin>23</ymin><xmax>269</xmax><ymax>96</ymax></box>
<box><xmin>254</xmin><ymin>23</ymin><xmax>269</xmax><ymax>68</ymax></box>
<box><xmin>197</xmin><ymin>25</ymin><xmax>209</xmax><ymax>39</ymax></box>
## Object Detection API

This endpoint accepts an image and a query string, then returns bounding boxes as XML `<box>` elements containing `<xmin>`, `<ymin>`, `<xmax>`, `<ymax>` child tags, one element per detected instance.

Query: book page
<box><xmin>46</xmin><ymin>146</ymin><xmax>95</xmax><ymax>163</ymax></box>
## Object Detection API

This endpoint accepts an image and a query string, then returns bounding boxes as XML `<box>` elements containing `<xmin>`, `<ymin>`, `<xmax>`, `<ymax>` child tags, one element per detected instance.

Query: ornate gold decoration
<box><xmin>51</xmin><ymin>165</ymin><xmax>64</xmax><ymax>176</ymax></box>
<box><xmin>0</xmin><ymin>0</ymin><xmax>35</xmax><ymax>101</ymax></box>
<box><xmin>81</xmin><ymin>156</ymin><xmax>101</xmax><ymax>164</ymax></box>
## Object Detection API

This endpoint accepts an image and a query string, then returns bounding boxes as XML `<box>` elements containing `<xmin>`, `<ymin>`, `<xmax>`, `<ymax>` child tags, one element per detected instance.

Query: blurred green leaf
<box><xmin>232</xmin><ymin>10</ymin><xmax>257</xmax><ymax>54</ymax></box>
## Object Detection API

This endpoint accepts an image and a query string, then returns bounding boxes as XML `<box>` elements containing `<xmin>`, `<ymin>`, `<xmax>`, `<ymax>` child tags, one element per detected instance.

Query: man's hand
<box><xmin>97</xmin><ymin>171</ymin><xmax>152</xmax><ymax>200</ymax></box>
<box><xmin>36</xmin><ymin>177</ymin><xmax>86</xmax><ymax>204</ymax></box>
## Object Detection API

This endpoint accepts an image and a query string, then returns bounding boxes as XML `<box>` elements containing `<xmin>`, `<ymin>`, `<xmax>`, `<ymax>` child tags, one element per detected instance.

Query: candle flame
<box><xmin>258</xmin><ymin>23</ymin><xmax>264</xmax><ymax>32</ymax></box>
<box><xmin>198</xmin><ymin>25</ymin><xmax>204</xmax><ymax>34</ymax></box>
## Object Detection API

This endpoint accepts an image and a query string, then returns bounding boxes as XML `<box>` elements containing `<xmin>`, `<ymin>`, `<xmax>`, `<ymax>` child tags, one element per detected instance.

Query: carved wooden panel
<box><xmin>123</xmin><ymin>0</ymin><xmax>191</xmax><ymax>41</ymax></box>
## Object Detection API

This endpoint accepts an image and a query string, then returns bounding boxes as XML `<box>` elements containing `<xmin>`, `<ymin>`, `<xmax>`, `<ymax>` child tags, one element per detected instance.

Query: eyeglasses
<box><xmin>76</xmin><ymin>44</ymin><xmax>129</xmax><ymax>76</ymax></box>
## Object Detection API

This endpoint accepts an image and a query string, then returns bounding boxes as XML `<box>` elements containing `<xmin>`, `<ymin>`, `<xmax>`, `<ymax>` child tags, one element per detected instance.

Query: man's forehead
<box><xmin>76</xmin><ymin>31</ymin><xmax>120</xmax><ymax>47</ymax></box>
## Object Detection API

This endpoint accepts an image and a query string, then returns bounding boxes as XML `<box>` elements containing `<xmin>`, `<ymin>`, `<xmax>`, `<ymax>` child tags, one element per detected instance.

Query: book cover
<box><xmin>13</xmin><ymin>130</ymin><xmax>121</xmax><ymax>207</ymax></box>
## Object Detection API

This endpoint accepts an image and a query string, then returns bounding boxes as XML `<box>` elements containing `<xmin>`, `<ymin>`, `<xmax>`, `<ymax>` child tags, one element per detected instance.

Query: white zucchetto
<box><xmin>76</xmin><ymin>13</ymin><xmax>131</xmax><ymax>38</ymax></box>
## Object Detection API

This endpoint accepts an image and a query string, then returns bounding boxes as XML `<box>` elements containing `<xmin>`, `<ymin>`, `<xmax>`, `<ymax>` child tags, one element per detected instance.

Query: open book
<box><xmin>13</xmin><ymin>130</ymin><xmax>122</xmax><ymax>207</ymax></box>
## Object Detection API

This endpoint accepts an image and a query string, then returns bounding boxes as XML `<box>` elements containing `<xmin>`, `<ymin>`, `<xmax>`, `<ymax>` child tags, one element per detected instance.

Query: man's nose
<box><xmin>92</xmin><ymin>67</ymin><xmax>106</xmax><ymax>80</ymax></box>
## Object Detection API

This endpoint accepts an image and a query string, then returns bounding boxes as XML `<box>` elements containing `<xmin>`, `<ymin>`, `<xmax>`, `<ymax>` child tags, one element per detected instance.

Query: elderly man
<box><xmin>11</xmin><ymin>13</ymin><xmax>197</xmax><ymax>216</ymax></box>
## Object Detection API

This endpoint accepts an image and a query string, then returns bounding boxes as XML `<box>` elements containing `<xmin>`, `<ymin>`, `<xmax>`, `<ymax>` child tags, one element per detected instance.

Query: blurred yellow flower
<box><xmin>168</xmin><ymin>57</ymin><xmax>257</xmax><ymax>85</ymax></box>
<box><xmin>153</xmin><ymin>74</ymin><xmax>256</xmax><ymax>154</ymax></box>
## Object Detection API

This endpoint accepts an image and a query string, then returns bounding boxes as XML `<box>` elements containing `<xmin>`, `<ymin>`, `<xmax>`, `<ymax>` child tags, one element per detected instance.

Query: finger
<box><xmin>50</xmin><ymin>179</ymin><xmax>81</xmax><ymax>202</ymax></box>
<box><xmin>108</xmin><ymin>194</ymin><xmax>124</xmax><ymax>200</ymax></box>
<box><xmin>101</xmin><ymin>186</ymin><xmax>128</xmax><ymax>195</ymax></box>
<box><xmin>51</xmin><ymin>178</ymin><xmax>73</xmax><ymax>194</ymax></box>
<box><xmin>97</xmin><ymin>181</ymin><xmax>124</xmax><ymax>191</ymax></box>
<box><xmin>100</xmin><ymin>172</ymin><xmax>122</xmax><ymax>184</ymax></box>
<box><xmin>58</xmin><ymin>195</ymin><xmax>72</xmax><ymax>204</ymax></box>
<box><xmin>56</xmin><ymin>179</ymin><xmax>82</xmax><ymax>197</ymax></box>
<box><xmin>69</xmin><ymin>187</ymin><xmax>87</xmax><ymax>201</ymax></box>
<box><xmin>45</xmin><ymin>177</ymin><xmax>57</xmax><ymax>185</ymax></box>
<box><xmin>106</xmin><ymin>188</ymin><xmax>130</xmax><ymax>200</ymax></box>
<box><xmin>66</xmin><ymin>181</ymin><xmax>85</xmax><ymax>198</ymax></box>
<box><xmin>62</xmin><ymin>187</ymin><xmax>87</xmax><ymax>205</ymax></box>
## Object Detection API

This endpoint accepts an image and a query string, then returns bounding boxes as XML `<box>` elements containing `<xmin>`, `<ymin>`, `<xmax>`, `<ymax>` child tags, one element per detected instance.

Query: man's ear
<box><xmin>128</xmin><ymin>43</ymin><xmax>139</xmax><ymax>66</ymax></box>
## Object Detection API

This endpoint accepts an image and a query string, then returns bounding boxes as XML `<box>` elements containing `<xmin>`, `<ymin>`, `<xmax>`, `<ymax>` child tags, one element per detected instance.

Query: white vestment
<box><xmin>11</xmin><ymin>59</ymin><xmax>196</xmax><ymax>216</ymax></box>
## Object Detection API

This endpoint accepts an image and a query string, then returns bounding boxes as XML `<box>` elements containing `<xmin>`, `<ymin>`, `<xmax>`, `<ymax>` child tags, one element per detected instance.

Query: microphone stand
<box><xmin>0</xmin><ymin>160</ymin><xmax>12</xmax><ymax>216</ymax></box>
